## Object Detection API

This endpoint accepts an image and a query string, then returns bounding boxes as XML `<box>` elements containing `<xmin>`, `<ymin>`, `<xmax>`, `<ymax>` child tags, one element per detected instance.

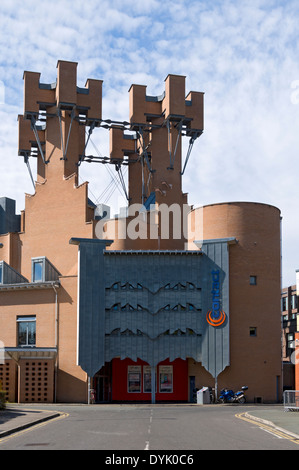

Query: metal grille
<box><xmin>283</xmin><ymin>390</ymin><xmax>299</xmax><ymax>411</ymax></box>
<box><xmin>0</xmin><ymin>361</ymin><xmax>16</xmax><ymax>402</ymax></box>
<box><xmin>19</xmin><ymin>360</ymin><xmax>54</xmax><ymax>403</ymax></box>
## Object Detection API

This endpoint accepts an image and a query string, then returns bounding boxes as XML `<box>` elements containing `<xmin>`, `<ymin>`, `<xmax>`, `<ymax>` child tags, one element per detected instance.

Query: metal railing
<box><xmin>283</xmin><ymin>390</ymin><xmax>299</xmax><ymax>411</ymax></box>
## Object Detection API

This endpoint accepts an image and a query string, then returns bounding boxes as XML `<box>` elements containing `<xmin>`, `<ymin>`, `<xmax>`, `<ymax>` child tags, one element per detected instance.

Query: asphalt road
<box><xmin>0</xmin><ymin>404</ymin><xmax>298</xmax><ymax>452</ymax></box>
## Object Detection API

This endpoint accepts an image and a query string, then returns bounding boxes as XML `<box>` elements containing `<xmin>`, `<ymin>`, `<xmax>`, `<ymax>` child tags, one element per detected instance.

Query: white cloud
<box><xmin>0</xmin><ymin>0</ymin><xmax>299</xmax><ymax>285</ymax></box>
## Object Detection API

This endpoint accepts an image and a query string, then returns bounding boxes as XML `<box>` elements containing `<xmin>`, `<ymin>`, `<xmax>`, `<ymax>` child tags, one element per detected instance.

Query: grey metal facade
<box><xmin>0</xmin><ymin>260</ymin><xmax>28</xmax><ymax>284</ymax></box>
<box><xmin>0</xmin><ymin>197</ymin><xmax>21</xmax><ymax>235</ymax></box>
<box><xmin>70</xmin><ymin>237</ymin><xmax>233</xmax><ymax>380</ymax></box>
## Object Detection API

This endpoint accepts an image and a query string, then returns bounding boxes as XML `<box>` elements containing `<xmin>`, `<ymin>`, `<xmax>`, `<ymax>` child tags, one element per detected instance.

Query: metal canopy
<box><xmin>1</xmin><ymin>347</ymin><xmax>57</xmax><ymax>362</ymax></box>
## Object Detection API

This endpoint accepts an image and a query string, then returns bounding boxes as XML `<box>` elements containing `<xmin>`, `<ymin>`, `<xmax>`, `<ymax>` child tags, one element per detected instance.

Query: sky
<box><xmin>0</xmin><ymin>0</ymin><xmax>298</xmax><ymax>287</ymax></box>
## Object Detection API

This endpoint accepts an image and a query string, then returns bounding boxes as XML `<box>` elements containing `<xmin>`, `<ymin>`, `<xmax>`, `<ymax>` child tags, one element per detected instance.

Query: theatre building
<box><xmin>0</xmin><ymin>61</ymin><xmax>282</xmax><ymax>404</ymax></box>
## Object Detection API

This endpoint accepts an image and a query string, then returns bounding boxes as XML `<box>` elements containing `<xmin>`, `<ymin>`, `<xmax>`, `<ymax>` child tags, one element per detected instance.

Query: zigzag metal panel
<box><xmin>104</xmin><ymin>252</ymin><xmax>204</xmax><ymax>367</ymax></box>
<box><xmin>74</xmin><ymin>239</ymin><xmax>231</xmax><ymax>379</ymax></box>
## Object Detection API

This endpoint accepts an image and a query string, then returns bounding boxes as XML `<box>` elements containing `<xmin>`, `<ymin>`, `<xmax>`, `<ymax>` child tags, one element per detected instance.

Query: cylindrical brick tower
<box><xmin>188</xmin><ymin>201</ymin><xmax>282</xmax><ymax>403</ymax></box>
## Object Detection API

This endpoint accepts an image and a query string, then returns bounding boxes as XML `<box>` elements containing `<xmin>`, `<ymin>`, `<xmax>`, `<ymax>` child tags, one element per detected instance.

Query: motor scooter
<box><xmin>218</xmin><ymin>386</ymin><xmax>248</xmax><ymax>404</ymax></box>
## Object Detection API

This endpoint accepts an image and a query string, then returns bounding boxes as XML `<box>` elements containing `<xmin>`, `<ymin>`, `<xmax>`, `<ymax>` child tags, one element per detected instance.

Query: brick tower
<box><xmin>106</xmin><ymin>75</ymin><xmax>204</xmax><ymax>249</ymax></box>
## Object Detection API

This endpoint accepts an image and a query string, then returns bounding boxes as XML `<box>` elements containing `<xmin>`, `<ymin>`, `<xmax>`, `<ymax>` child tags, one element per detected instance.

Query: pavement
<box><xmin>0</xmin><ymin>403</ymin><xmax>299</xmax><ymax>442</ymax></box>
<box><xmin>240</xmin><ymin>405</ymin><xmax>299</xmax><ymax>440</ymax></box>
<box><xmin>0</xmin><ymin>405</ymin><xmax>63</xmax><ymax>439</ymax></box>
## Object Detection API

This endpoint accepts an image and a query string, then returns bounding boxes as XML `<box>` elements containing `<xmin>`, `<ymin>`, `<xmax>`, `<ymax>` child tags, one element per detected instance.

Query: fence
<box><xmin>283</xmin><ymin>390</ymin><xmax>299</xmax><ymax>411</ymax></box>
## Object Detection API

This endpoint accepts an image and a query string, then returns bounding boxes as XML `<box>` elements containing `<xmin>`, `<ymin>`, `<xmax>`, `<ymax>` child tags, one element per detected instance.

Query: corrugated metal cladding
<box><xmin>74</xmin><ymin>239</ymin><xmax>231</xmax><ymax>379</ymax></box>
<box><xmin>0</xmin><ymin>260</ymin><xmax>28</xmax><ymax>284</ymax></box>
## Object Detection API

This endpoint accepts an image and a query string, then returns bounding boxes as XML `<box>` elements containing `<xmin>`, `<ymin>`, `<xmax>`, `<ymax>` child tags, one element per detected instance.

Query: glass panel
<box><xmin>249</xmin><ymin>327</ymin><xmax>257</xmax><ymax>337</ymax></box>
<box><xmin>33</xmin><ymin>261</ymin><xmax>43</xmax><ymax>282</ymax></box>
<box><xmin>18</xmin><ymin>322</ymin><xmax>28</xmax><ymax>346</ymax></box>
<box><xmin>159</xmin><ymin>365</ymin><xmax>173</xmax><ymax>393</ymax></box>
<box><xmin>291</xmin><ymin>295</ymin><xmax>297</xmax><ymax>310</ymax></box>
<box><xmin>17</xmin><ymin>318</ymin><xmax>36</xmax><ymax>346</ymax></box>
<box><xmin>27</xmin><ymin>321</ymin><xmax>36</xmax><ymax>345</ymax></box>
<box><xmin>0</xmin><ymin>264</ymin><xmax>2</xmax><ymax>283</ymax></box>
<box><xmin>128</xmin><ymin>366</ymin><xmax>141</xmax><ymax>392</ymax></box>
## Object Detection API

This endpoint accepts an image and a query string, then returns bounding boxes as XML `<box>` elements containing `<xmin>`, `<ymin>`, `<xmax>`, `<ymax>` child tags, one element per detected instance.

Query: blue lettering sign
<box><xmin>211</xmin><ymin>270</ymin><xmax>220</xmax><ymax>319</ymax></box>
<box><xmin>206</xmin><ymin>269</ymin><xmax>226</xmax><ymax>327</ymax></box>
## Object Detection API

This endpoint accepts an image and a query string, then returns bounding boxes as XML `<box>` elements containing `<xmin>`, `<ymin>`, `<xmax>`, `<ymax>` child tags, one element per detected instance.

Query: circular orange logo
<box><xmin>206</xmin><ymin>310</ymin><xmax>226</xmax><ymax>327</ymax></box>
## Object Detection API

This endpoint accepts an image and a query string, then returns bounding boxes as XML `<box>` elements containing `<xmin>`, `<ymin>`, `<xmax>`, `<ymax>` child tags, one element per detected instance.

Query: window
<box><xmin>17</xmin><ymin>316</ymin><xmax>36</xmax><ymax>347</ymax></box>
<box><xmin>32</xmin><ymin>260</ymin><xmax>43</xmax><ymax>282</ymax></box>
<box><xmin>249</xmin><ymin>276</ymin><xmax>257</xmax><ymax>286</ymax></box>
<box><xmin>31</xmin><ymin>256</ymin><xmax>59</xmax><ymax>283</ymax></box>
<box><xmin>120</xmin><ymin>304</ymin><xmax>135</xmax><ymax>311</ymax></box>
<box><xmin>0</xmin><ymin>263</ymin><xmax>2</xmax><ymax>284</ymax></box>
<box><xmin>288</xmin><ymin>333</ymin><xmax>295</xmax><ymax>349</ymax></box>
<box><xmin>291</xmin><ymin>295</ymin><xmax>298</xmax><ymax>310</ymax></box>
<box><xmin>282</xmin><ymin>297</ymin><xmax>288</xmax><ymax>312</ymax></box>
<box><xmin>159</xmin><ymin>365</ymin><xmax>173</xmax><ymax>393</ymax></box>
<box><xmin>128</xmin><ymin>366</ymin><xmax>141</xmax><ymax>393</ymax></box>
<box><xmin>249</xmin><ymin>327</ymin><xmax>257</xmax><ymax>337</ymax></box>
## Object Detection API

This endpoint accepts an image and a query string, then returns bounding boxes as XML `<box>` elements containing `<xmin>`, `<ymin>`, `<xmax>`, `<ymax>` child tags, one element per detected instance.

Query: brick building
<box><xmin>282</xmin><ymin>271</ymin><xmax>299</xmax><ymax>392</ymax></box>
<box><xmin>0</xmin><ymin>61</ymin><xmax>282</xmax><ymax>404</ymax></box>
<box><xmin>281</xmin><ymin>284</ymin><xmax>298</xmax><ymax>390</ymax></box>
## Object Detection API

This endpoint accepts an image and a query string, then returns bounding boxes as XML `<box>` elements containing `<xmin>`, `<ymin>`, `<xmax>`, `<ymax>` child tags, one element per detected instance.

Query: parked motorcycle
<box><xmin>218</xmin><ymin>386</ymin><xmax>248</xmax><ymax>404</ymax></box>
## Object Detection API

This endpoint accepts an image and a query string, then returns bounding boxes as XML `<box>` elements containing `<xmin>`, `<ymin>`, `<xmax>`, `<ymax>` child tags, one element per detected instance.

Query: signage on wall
<box><xmin>206</xmin><ymin>269</ymin><xmax>226</xmax><ymax>327</ymax></box>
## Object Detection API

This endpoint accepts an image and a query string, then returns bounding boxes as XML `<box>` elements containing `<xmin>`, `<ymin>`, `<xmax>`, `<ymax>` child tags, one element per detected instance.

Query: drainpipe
<box><xmin>52</xmin><ymin>283</ymin><xmax>59</xmax><ymax>403</ymax></box>
<box><xmin>17</xmin><ymin>363</ymin><xmax>21</xmax><ymax>404</ymax></box>
<box><xmin>88</xmin><ymin>376</ymin><xmax>91</xmax><ymax>405</ymax></box>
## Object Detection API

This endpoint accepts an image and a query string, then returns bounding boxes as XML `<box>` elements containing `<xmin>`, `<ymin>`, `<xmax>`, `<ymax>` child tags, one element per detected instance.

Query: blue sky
<box><xmin>0</xmin><ymin>0</ymin><xmax>299</xmax><ymax>286</ymax></box>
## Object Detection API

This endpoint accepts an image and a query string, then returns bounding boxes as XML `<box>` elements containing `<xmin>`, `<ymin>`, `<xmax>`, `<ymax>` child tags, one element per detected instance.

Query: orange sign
<box><xmin>206</xmin><ymin>310</ymin><xmax>226</xmax><ymax>327</ymax></box>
